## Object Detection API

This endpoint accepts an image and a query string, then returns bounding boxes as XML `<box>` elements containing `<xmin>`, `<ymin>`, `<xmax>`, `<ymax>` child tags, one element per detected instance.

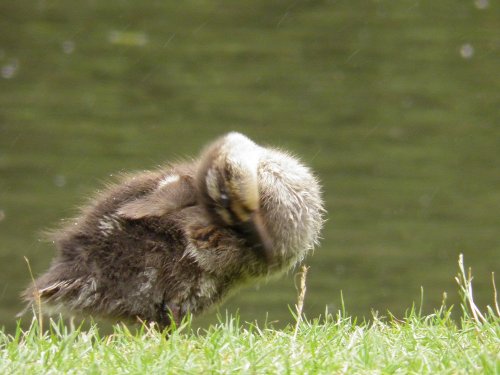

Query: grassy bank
<box><xmin>1</xmin><ymin>258</ymin><xmax>498</xmax><ymax>374</ymax></box>
<box><xmin>1</xmin><ymin>309</ymin><xmax>498</xmax><ymax>374</ymax></box>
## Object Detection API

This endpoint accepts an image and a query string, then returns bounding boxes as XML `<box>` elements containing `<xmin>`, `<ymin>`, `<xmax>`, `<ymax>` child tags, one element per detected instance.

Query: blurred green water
<box><xmin>0</xmin><ymin>0</ymin><xmax>498</xmax><ymax>331</ymax></box>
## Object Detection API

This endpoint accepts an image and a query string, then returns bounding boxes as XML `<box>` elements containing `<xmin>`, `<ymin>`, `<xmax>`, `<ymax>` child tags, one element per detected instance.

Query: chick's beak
<box><xmin>247</xmin><ymin>210</ymin><xmax>274</xmax><ymax>264</ymax></box>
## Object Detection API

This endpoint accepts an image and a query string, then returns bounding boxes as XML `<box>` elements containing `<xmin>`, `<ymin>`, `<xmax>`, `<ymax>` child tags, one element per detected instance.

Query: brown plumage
<box><xmin>22</xmin><ymin>132</ymin><xmax>324</xmax><ymax>329</ymax></box>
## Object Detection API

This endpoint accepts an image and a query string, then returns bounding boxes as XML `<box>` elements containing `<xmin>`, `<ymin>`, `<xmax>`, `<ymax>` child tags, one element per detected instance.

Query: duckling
<box><xmin>22</xmin><ymin>132</ymin><xmax>324</xmax><ymax>329</ymax></box>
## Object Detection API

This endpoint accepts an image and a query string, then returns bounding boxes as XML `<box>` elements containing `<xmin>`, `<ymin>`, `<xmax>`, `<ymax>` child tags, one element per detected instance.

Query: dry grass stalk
<box><xmin>293</xmin><ymin>265</ymin><xmax>309</xmax><ymax>339</ymax></box>
<box><xmin>454</xmin><ymin>253</ymin><xmax>500</xmax><ymax>324</ymax></box>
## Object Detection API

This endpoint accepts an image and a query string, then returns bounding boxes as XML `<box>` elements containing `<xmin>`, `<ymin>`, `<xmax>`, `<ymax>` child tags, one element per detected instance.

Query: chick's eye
<box><xmin>219</xmin><ymin>193</ymin><xmax>230</xmax><ymax>208</ymax></box>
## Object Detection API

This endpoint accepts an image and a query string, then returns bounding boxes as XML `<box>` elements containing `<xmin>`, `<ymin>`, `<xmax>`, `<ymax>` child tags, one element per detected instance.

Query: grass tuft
<box><xmin>1</xmin><ymin>256</ymin><xmax>498</xmax><ymax>374</ymax></box>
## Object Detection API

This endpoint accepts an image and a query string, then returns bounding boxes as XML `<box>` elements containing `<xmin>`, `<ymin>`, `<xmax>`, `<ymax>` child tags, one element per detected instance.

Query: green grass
<box><xmin>1</xmin><ymin>306</ymin><xmax>498</xmax><ymax>374</ymax></box>
<box><xmin>1</xmin><ymin>256</ymin><xmax>499</xmax><ymax>374</ymax></box>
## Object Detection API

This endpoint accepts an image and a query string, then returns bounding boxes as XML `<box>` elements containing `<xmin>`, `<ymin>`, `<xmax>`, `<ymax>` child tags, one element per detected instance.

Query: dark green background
<box><xmin>1</xmin><ymin>0</ymin><xmax>498</xmax><ymax>331</ymax></box>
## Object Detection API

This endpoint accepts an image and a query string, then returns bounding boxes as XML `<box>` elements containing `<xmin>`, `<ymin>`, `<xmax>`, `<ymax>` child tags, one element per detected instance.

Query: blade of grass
<box><xmin>24</xmin><ymin>256</ymin><xmax>43</xmax><ymax>337</ymax></box>
<box><xmin>491</xmin><ymin>272</ymin><xmax>499</xmax><ymax>317</ymax></box>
